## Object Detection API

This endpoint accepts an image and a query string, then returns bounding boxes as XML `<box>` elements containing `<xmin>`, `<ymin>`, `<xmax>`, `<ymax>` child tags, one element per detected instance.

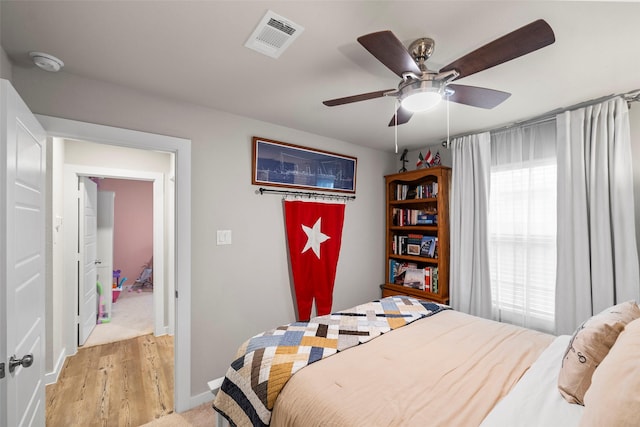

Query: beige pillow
<box><xmin>558</xmin><ymin>300</ymin><xmax>640</xmax><ymax>405</ymax></box>
<box><xmin>579</xmin><ymin>317</ymin><xmax>640</xmax><ymax>426</ymax></box>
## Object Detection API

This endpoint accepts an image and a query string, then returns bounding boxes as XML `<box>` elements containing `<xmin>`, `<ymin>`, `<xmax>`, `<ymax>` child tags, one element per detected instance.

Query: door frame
<box><xmin>66</xmin><ymin>166</ymin><xmax>166</xmax><ymax>338</ymax></box>
<box><xmin>38</xmin><ymin>115</ymin><xmax>192</xmax><ymax>412</ymax></box>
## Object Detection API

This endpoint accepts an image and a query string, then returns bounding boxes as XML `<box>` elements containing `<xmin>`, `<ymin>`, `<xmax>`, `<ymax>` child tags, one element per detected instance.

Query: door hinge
<box><xmin>0</xmin><ymin>362</ymin><xmax>5</xmax><ymax>379</ymax></box>
<box><xmin>175</xmin><ymin>290</ymin><xmax>179</xmax><ymax>299</ymax></box>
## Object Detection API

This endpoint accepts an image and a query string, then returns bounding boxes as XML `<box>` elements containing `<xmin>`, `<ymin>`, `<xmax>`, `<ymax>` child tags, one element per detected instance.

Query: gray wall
<box><xmin>0</xmin><ymin>1</ymin><xmax>11</xmax><ymax>81</ymax></box>
<box><xmin>11</xmin><ymin>67</ymin><xmax>396</xmax><ymax>398</ymax></box>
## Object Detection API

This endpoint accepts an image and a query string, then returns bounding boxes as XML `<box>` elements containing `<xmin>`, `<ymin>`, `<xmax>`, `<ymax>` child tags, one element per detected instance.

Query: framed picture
<box><xmin>252</xmin><ymin>137</ymin><xmax>357</xmax><ymax>193</ymax></box>
<box><xmin>407</xmin><ymin>244</ymin><xmax>421</xmax><ymax>256</ymax></box>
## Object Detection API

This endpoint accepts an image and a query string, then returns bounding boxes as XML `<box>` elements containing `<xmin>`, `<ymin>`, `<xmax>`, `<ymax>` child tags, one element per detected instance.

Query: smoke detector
<box><xmin>29</xmin><ymin>52</ymin><xmax>64</xmax><ymax>72</ymax></box>
<box><xmin>245</xmin><ymin>10</ymin><xmax>304</xmax><ymax>59</ymax></box>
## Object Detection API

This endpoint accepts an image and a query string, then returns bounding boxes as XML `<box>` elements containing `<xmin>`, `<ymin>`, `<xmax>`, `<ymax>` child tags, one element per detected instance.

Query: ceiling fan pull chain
<box><xmin>394</xmin><ymin>98</ymin><xmax>399</xmax><ymax>153</ymax></box>
<box><xmin>446</xmin><ymin>93</ymin><xmax>451</xmax><ymax>148</ymax></box>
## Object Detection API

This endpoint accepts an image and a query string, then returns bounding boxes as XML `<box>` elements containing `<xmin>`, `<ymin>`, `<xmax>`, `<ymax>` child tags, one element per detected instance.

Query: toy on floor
<box><xmin>130</xmin><ymin>261</ymin><xmax>153</xmax><ymax>292</ymax></box>
<box><xmin>112</xmin><ymin>276</ymin><xmax>127</xmax><ymax>303</ymax></box>
<box><xmin>96</xmin><ymin>281</ymin><xmax>111</xmax><ymax>324</ymax></box>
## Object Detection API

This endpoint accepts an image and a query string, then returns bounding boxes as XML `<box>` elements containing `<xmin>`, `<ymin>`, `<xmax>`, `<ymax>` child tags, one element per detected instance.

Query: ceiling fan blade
<box><xmin>441</xmin><ymin>19</ymin><xmax>555</xmax><ymax>80</ymax></box>
<box><xmin>323</xmin><ymin>89</ymin><xmax>394</xmax><ymax>106</ymax></box>
<box><xmin>358</xmin><ymin>31</ymin><xmax>422</xmax><ymax>78</ymax></box>
<box><xmin>447</xmin><ymin>84</ymin><xmax>511</xmax><ymax>109</ymax></box>
<box><xmin>388</xmin><ymin>106</ymin><xmax>413</xmax><ymax>127</ymax></box>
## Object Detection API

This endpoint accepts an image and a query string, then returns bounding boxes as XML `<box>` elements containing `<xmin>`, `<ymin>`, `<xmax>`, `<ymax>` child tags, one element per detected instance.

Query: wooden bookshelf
<box><xmin>382</xmin><ymin>166</ymin><xmax>450</xmax><ymax>305</ymax></box>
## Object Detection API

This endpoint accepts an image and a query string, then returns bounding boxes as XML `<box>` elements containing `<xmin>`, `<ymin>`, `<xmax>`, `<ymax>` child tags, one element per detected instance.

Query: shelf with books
<box><xmin>391</xmin><ymin>234</ymin><xmax>438</xmax><ymax>258</ymax></box>
<box><xmin>382</xmin><ymin>166</ymin><xmax>450</xmax><ymax>305</ymax></box>
<box><xmin>390</xmin><ymin>226</ymin><xmax>438</xmax><ymax>232</ymax></box>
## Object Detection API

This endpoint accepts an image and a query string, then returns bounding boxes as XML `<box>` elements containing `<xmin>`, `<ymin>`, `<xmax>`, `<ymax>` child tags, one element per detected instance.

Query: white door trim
<box><xmin>67</xmin><ymin>166</ymin><xmax>166</xmax><ymax>338</ymax></box>
<box><xmin>37</xmin><ymin>115</ymin><xmax>192</xmax><ymax>412</ymax></box>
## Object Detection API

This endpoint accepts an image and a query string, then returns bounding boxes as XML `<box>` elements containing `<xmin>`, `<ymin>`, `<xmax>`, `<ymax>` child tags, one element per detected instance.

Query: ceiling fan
<box><xmin>323</xmin><ymin>19</ymin><xmax>555</xmax><ymax>126</ymax></box>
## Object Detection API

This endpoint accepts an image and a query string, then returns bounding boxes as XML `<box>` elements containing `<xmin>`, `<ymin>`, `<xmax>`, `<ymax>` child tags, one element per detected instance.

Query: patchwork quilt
<box><xmin>212</xmin><ymin>296</ymin><xmax>449</xmax><ymax>427</ymax></box>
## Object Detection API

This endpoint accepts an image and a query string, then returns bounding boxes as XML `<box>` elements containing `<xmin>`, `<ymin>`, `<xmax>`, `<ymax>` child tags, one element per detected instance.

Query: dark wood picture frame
<box><xmin>252</xmin><ymin>136</ymin><xmax>357</xmax><ymax>193</ymax></box>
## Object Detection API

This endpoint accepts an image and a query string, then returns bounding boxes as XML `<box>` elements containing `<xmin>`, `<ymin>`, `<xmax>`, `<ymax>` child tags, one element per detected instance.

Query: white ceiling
<box><xmin>2</xmin><ymin>1</ymin><xmax>639</xmax><ymax>152</ymax></box>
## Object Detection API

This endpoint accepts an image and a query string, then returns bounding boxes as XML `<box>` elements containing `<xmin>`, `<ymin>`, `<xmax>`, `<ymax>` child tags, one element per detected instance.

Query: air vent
<box><xmin>245</xmin><ymin>10</ymin><xmax>304</xmax><ymax>59</ymax></box>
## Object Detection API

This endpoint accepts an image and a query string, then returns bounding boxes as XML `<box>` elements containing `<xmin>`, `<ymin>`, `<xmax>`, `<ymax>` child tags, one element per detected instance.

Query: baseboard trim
<box><xmin>45</xmin><ymin>348</ymin><xmax>67</xmax><ymax>385</ymax></box>
<box><xmin>186</xmin><ymin>389</ymin><xmax>216</xmax><ymax>411</ymax></box>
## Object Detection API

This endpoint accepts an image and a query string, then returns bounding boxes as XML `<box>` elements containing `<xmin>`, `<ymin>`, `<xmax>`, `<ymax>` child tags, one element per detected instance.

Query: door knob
<box><xmin>9</xmin><ymin>354</ymin><xmax>34</xmax><ymax>373</ymax></box>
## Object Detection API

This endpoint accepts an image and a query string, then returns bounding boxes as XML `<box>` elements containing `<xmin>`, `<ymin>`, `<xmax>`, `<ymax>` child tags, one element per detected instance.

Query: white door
<box><xmin>78</xmin><ymin>177</ymin><xmax>98</xmax><ymax>345</ymax></box>
<box><xmin>97</xmin><ymin>191</ymin><xmax>115</xmax><ymax>321</ymax></box>
<box><xmin>0</xmin><ymin>80</ymin><xmax>47</xmax><ymax>426</ymax></box>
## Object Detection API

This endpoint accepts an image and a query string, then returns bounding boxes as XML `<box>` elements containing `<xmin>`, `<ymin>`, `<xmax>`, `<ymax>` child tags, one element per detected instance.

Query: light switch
<box><xmin>216</xmin><ymin>230</ymin><xmax>232</xmax><ymax>245</ymax></box>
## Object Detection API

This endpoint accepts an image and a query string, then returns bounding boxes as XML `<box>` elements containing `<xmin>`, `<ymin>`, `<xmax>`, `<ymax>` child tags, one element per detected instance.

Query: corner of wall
<box><xmin>0</xmin><ymin>45</ymin><xmax>14</xmax><ymax>82</ymax></box>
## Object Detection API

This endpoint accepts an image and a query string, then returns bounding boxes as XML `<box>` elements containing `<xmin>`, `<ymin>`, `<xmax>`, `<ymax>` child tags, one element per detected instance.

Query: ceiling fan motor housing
<box><xmin>408</xmin><ymin>37</ymin><xmax>435</xmax><ymax>67</ymax></box>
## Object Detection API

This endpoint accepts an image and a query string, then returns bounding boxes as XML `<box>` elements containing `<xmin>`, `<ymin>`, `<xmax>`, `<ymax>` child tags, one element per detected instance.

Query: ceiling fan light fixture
<box><xmin>401</xmin><ymin>89</ymin><xmax>442</xmax><ymax>112</ymax></box>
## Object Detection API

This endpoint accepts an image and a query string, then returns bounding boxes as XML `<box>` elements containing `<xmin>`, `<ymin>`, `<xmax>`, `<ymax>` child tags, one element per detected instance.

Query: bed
<box><xmin>212</xmin><ymin>296</ymin><xmax>640</xmax><ymax>427</ymax></box>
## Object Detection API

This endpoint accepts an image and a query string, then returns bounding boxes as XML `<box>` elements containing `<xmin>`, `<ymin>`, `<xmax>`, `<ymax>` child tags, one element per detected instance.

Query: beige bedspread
<box><xmin>271</xmin><ymin>309</ymin><xmax>554</xmax><ymax>427</ymax></box>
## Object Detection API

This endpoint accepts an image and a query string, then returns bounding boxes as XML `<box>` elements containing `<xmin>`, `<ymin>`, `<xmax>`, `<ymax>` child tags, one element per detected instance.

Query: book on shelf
<box><xmin>432</xmin><ymin>267</ymin><xmax>439</xmax><ymax>294</ymax></box>
<box><xmin>392</xmin><ymin>208</ymin><xmax>438</xmax><ymax>226</ymax></box>
<box><xmin>392</xmin><ymin>235</ymin><xmax>407</xmax><ymax>255</ymax></box>
<box><xmin>420</xmin><ymin>236</ymin><xmax>437</xmax><ymax>258</ymax></box>
<box><xmin>403</xmin><ymin>268</ymin><xmax>426</xmax><ymax>290</ymax></box>
<box><xmin>417</xmin><ymin>182</ymin><xmax>438</xmax><ymax>199</ymax></box>
<box><xmin>423</xmin><ymin>266</ymin><xmax>438</xmax><ymax>293</ymax></box>
<box><xmin>395</xmin><ymin>182</ymin><xmax>439</xmax><ymax>200</ymax></box>
<box><xmin>406</xmin><ymin>233</ymin><xmax>422</xmax><ymax>256</ymax></box>
<box><xmin>415</xmin><ymin>213</ymin><xmax>437</xmax><ymax>225</ymax></box>
<box><xmin>393</xmin><ymin>234</ymin><xmax>439</xmax><ymax>258</ymax></box>
<box><xmin>389</xmin><ymin>259</ymin><xmax>439</xmax><ymax>293</ymax></box>
<box><xmin>389</xmin><ymin>260</ymin><xmax>418</xmax><ymax>285</ymax></box>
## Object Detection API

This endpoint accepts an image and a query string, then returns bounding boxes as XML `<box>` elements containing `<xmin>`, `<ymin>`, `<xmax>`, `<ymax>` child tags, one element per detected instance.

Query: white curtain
<box><xmin>489</xmin><ymin>121</ymin><xmax>557</xmax><ymax>333</ymax></box>
<box><xmin>556</xmin><ymin>96</ymin><xmax>640</xmax><ymax>335</ymax></box>
<box><xmin>450</xmin><ymin>132</ymin><xmax>492</xmax><ymax>318</ymax></box>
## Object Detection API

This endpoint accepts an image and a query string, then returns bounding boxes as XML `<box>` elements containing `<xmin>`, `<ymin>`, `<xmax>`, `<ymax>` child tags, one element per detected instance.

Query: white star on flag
<box><xmin>301</xmin><ymin>217</ymin><xmax>330</xmax><ymax>259</ymax></box>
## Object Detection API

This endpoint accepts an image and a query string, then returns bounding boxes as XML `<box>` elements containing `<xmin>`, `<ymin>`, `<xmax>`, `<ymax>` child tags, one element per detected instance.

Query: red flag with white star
<box><xmin>284</xmin><ymin>200</ymin><xmax>345</xmax><ymax>321</ymax></box>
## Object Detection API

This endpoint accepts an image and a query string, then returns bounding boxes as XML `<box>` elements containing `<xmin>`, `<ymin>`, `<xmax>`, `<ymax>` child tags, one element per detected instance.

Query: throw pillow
<box><xmin>557</xmin><ymin>300</ymin><xmax>640</xmax><ymax>405</ymax></box>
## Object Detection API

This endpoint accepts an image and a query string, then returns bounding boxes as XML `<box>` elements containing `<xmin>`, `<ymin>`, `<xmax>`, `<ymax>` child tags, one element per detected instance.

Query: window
<box><xmin>488</xmin><ymin>122</ymin><xmax>557</xmax><ymax>334</ymax></box>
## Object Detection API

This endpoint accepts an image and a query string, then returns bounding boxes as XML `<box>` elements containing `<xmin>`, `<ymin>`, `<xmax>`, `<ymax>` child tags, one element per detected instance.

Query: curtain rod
<box><xmin>258</xmin><ymin>187</ymin><xmax>356</xmax><ymax>201</ymax></box>
<box><xmin>441</xmin><ymin>88</ymin><xmax>640</xmax><ymax>147</ymax></box>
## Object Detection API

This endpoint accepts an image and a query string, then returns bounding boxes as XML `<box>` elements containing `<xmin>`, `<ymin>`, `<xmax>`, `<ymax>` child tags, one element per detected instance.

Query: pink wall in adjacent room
<box><xmin>98</xmin><ymin>178</ymin><xmax>153</xmax><ymax>288</ymax></box>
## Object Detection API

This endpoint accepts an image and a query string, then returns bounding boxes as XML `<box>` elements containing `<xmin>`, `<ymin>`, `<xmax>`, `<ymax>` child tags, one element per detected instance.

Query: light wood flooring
<box><xmin>46</xmin><ymin>334</ymin><xmax>174</xmax><ymax>427</ymax></box>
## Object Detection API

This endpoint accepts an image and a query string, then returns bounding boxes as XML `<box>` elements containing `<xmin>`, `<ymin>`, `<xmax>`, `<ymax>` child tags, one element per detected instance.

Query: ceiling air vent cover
<box><xmin>245</xmin><ymin>10</ymin><xmax>304</xmax><ymax>59</ymax></box>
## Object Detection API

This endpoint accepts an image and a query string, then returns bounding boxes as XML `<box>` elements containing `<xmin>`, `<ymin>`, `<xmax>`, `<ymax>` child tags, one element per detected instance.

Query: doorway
<box><xmin>84</xmin><ymin>177</ymin><xmax>157</xmax><ymax>348</ymax></box>
<box><xmin>64</xmin><ymin>157</ymin><xmax>169</xmax><ymax>343</ymax></box>
<box><xmin>40</xmin><ymin>115</ymin><xmax>192</xmax><ymax>412</ymax></box>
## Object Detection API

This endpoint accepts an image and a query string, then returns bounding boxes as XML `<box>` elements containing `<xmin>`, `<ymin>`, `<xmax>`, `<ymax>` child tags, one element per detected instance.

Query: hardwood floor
<box><xmin>46</xmin><ymin>334</ymin><xmax>174</xmax><ymax>427</ymax></box>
